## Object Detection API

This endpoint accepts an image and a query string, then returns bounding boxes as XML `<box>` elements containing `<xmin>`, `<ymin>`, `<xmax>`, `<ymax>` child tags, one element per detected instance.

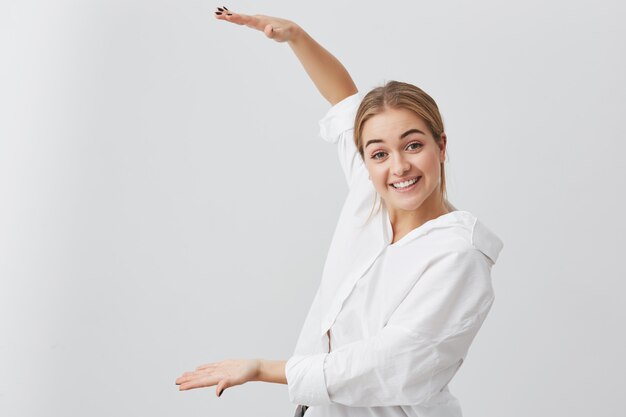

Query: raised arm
<box><xmin>215</xmin><ymin>8</ymin><xmax>357</xmax><ymax>105</ymax></box>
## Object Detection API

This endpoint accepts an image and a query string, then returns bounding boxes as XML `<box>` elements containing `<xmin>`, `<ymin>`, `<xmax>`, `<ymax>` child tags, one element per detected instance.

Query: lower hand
<box><xmin>175</xmin><ymin>358</ymin><xmax>261</xmax><ymax>397</ymax></box>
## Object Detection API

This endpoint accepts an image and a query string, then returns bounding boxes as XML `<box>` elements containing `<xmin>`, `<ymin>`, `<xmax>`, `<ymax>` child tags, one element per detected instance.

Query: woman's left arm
<box><xmin>176</xmin><ymin>358</ymin><xmax>287</xmax><ymax>397</ymax></box>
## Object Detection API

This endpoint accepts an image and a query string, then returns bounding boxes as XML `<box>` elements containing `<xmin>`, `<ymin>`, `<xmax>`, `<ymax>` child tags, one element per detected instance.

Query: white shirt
<box><xmin>285</xmin><ymin>93</ymin><xmax>504</xmax><ymax>417</ymax></box>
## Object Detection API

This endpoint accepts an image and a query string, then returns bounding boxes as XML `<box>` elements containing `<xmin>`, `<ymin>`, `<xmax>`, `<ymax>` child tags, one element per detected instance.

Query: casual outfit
<box><xmin>286</xmin><ymin>93</ymin><xmax>503</xmax><ymax>417</ymax></box>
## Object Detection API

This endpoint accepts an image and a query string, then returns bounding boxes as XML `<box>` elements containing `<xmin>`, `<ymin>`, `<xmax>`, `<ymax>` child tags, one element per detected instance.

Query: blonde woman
<box><xmin>176</xmin><ymin>8</ymin><xmax>503</xmax><ymax>417</ymax></box>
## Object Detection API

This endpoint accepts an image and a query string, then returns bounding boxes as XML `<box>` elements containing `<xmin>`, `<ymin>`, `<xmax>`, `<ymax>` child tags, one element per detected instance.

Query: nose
<box><xmin>391</xmin><ymin>153</ymin><xmax>410</xmax><ymax>177</ymax></box>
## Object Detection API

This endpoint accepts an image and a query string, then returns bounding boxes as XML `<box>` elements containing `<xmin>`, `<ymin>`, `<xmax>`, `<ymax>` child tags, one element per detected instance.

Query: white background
<box><xmin>1</xmin><ymin>0</ymin><xmax>625</xmax><ymax>416</ymax></box>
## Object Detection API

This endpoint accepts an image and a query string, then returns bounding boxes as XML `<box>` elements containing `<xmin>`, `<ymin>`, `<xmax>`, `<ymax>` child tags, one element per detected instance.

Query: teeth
<box><xmin>392</xmin><ymin>177</ymin><xmax>418</xmax><ymax>188</ymax></box>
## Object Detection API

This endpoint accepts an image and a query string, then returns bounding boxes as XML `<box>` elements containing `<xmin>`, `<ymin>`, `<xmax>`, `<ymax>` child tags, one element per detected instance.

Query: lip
<box><xmin>389</xmin><ymin>176</ymin><xmax>421</xmax><ymax>192</ymax></box>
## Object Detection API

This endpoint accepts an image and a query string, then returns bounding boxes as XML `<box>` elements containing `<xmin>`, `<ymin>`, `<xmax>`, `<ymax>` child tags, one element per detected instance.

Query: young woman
<box><xmin>175</xmin><ymin>8</ymin><xmax>503</xmax><ymax>417</ymax></box>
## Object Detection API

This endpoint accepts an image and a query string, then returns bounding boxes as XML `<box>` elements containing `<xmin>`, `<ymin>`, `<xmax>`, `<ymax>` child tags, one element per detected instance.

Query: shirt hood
<box><xmin>470</xmin><ymin>215</ymin><xmax>504</xmax><ymax>264</ymax></box>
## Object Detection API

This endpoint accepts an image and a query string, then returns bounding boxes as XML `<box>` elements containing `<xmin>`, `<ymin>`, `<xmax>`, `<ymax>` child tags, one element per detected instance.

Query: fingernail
<box><xmin>215</xmin><ymin>11</ymin><xmax>222</xmax><ymax>15</ymax></box>
<box><xmin>217</xmin><ymin>7</ymin><xmax>224</xmax><ymax>11</ymax></box>
<box><xmin>223</xmin><ymin>6</ymin><xmax>229</xmax><ymax>10</ymax></box>
<box><xmin>218</xmin><ymin>389</ymin><xmax>223</xmax><ymax>397</ymax></box>
<box><xmin>227</xmin><ymin>13</ymin><xmax>232</xmax><ymax>16</ymax></box>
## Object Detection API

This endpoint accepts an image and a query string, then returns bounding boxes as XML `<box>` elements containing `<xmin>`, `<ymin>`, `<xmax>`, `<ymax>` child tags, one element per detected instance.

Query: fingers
<box><xmin>179</xmin><ymin>374</ymin><xmax>221</xmax><ymax>391</ymax></box>
<box><xmin>221</xmin><ymin>13</ymin><xmax>250</xmax><ymax>27</ymax></box>
<box><xmin>196</xmin><ymin>363</ymin><xmax>217</xmax><ymax>371</ymax></box>
<box><xmin>216</xmin><ymin>380</ymin><xmax>229</xmax><ymax>397</ymax></box>
<box><xmin>175</xmin><ymin>368</ymin><xmax>212</xmax><ymax>384</ymax></box>
<box><xmin>176</xmin><ymin>369</ymin><xmax>221</xmax><ymax>391</ymax></box>
<box><xmin>213</xmin><ymin>7</ymin><xmax>290</xmax><ymax>40</ymax></box>
<box><xmin>213</xmin><ymin>6</ymin><xmax>244</xmax><ymax>26</ymax></box>
<box><xmin>175</xmin><ymin>371</ymin><xmax>194</xmax><ymax>385</ymax></box>
<box><xmin>212</xmin><ymin>7</ymin><xmax>295</xmax><ymax>42</ymax></box>
<box><xmin>175</xmin><ymin>372</ymin><xmax>230</xmax><ymax>396</ymax></box>
<box><xmin>176</xmin><ymin>359</ymin><xmax>255</xmax><ymax>396</ymax></box>
<box><xmin>213</xmin><ymin>7</ymin><xmax>261</xmax><ymax>29</ymax></box>
<box><xmin>213</xmin><ymin>6</ymin><xmax>232</xmax><ymax>18</ymax></box>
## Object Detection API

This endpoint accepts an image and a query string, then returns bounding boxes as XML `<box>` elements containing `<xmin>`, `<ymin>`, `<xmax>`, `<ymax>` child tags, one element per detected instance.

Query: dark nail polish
<box><xmin>227</xmin><ymin>13</ymin><xmax>232</xmax><ymax>16</ymax></box>
<box><xmin>215</xmin><ymin>11</ymin><xmax>222</xmax><ymax>15</ymax></box>
<box><xmin>218</xmin><ymin>7</ymin><xmax>224</xmax><ymax>11</ymax></box>
<box><xmin>218</xmin><ymin>389</ymin><xmax>223</xmax><ymax>397</ymax></box>
<box><xmin>224</xmin><ymin>6</ymin><xmax>229</xmax><ymax>10</ymax></box>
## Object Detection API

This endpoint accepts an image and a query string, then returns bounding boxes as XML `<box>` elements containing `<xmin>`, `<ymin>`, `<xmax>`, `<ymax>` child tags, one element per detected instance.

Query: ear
<box><xmin>438</xmin><ymin>132</ymin><xmax>447</xmax><ymax>162</ymax></box>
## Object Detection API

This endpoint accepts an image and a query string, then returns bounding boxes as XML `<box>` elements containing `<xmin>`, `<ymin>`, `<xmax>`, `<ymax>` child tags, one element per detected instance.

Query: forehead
<box><xmin>362</xmin><ymin>107</ymin><xmax>430</xmax><ymax>139</ymax></box>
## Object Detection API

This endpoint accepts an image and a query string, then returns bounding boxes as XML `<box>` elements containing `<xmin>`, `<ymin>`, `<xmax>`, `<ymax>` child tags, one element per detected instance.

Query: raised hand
<box><xmin>212</xmin><ymin>6</ymin><xmax>356</xmax><ymax>104</ymax></box>
<box><xmin>175</xmin><ymin>358</ymin><xmax>261</xmax><ymax>397</ymax></box>
<box><xmin>214</xmin><ymin>6</ymin><xmax>301</xmax><ymax>43</ymax></box>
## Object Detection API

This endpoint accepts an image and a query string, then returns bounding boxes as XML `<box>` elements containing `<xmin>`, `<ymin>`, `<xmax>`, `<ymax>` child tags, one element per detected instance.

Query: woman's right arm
<box><xmin>215</xmin><ymin>9</ymin><xmax>357</xmax><ymax>105</ymax></box>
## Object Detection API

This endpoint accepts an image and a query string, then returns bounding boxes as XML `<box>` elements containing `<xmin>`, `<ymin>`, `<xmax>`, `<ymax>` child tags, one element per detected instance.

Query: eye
<box><xmin>371</xmin><ymin>151</ymin><xmax>387</xmax><ymax>160</ymax></box>
<box><xmin>406</xmin><ymin>142</ymin><xmax>423</xmax><ymax>151</ymax></box>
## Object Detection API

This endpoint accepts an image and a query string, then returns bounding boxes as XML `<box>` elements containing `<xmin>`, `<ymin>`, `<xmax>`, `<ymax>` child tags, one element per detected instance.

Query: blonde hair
<box><xmin>354</xmin><ymin>81</ymin><xmax>448</xmax><ymax>220</ymax></box>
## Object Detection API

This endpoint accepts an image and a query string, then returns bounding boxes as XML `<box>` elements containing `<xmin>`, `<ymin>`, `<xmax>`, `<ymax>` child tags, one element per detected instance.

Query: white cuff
<box><xmin>318</xmin><ymin>93</ymin><xmax>363</xmax><ymax>144</ymax></box>
<box><xmin>285</xmin><ymin>353</ymin><xmax>332</xmax><ymax>406</ymax></box>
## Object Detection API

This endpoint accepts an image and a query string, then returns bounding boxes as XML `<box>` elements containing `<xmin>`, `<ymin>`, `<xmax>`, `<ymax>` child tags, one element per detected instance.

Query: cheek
<box><xmin>365</xmin><ymin>164</ymin><xmax>387</xmax><ymax>186</ymax></box>
<box><xmin>417</xmin><ymin>152</ymin><xmax>442</xmax><ymax>176</ymax></box>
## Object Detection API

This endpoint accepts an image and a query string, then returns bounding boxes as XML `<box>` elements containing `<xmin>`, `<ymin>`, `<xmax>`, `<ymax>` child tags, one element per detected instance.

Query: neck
<box><xmin>387</xmin><ymin>193</ymin><xmax>450</xmax><ymax>243</ymax></box>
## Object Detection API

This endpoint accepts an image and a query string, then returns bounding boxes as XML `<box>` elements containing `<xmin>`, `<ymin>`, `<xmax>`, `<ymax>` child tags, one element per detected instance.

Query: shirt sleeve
<box><xmin>285</xmin><ymin>248</ymin><xmax>495</xmax><ymax>407</ymax></box>
<box><xmin>318</xmin><ymin>93</ymin><xmax>366</xmax><ymax>187</ymax></box>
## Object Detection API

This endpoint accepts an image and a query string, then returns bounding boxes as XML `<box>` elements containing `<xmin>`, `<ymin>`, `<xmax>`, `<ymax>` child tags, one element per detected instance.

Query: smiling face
<box><xmin>362</xmin><ymin>107</ymin><xmax>447</xmax><ymax>219</ymax></box>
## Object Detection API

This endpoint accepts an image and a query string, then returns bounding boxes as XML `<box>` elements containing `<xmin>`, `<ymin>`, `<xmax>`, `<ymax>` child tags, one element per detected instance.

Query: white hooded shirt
<box><xmin>285</xmin><ymin>93</ymin><xmax>504</xmax><ymax>417</ymax></box>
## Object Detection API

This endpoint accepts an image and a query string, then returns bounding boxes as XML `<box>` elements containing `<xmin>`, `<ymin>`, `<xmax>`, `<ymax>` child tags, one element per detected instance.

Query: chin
<box><xmin>384</xmin><ymin>196</ymin><xmax>426</xmax><ymax>213</ymax></box>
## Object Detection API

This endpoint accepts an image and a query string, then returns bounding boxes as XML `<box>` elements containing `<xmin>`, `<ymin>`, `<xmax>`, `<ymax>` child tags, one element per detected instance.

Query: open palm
<box><xmin>176</xmin><ymin>358</ymin><xmax>260</xmax><ymax>397</ymax></box>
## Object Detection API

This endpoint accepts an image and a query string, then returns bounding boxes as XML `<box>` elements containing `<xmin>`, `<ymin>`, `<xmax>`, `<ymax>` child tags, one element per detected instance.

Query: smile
<box><xmin>390</xmin><ymin>176</ymin><xmax>421</xmax><ymax>190</ymax></box>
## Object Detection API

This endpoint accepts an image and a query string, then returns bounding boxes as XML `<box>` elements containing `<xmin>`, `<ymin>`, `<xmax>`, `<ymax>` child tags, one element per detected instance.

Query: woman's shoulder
<box><xmin>449</xmin><ymin>210</ymin><xmax>503</xmax><ymax>265</ymax></box>
<box><xmin>409</xmin><ymin>210</ymin><xmax>504</xmax><ymax>266</ymax></box>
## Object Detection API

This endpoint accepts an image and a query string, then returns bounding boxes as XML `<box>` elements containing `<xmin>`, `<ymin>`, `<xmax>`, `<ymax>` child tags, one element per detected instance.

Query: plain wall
<box><xmin>1</xmin><ymin>0</ymin><xmax>625</xmax><ymax>415</ymax></box>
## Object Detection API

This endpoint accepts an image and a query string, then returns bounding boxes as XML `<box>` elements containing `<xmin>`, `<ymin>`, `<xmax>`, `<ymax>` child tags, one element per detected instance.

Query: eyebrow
<box><xmin>364</xmin><ymin>128</ymin><xmax>426</xmax><ymax>149</ymax></box>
